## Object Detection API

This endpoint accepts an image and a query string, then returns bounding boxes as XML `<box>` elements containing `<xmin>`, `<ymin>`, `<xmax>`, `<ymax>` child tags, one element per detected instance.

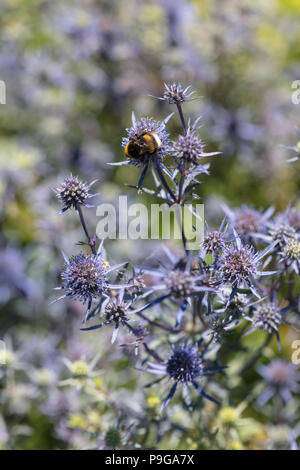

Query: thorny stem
<box><xmin>76</xmin><ymin>204</ymin><xmax>96</xmax><ymax>255</ymax></box>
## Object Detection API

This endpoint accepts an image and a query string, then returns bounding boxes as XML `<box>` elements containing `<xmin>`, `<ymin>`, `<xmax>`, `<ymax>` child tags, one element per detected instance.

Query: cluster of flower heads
<box><xmin>52</xmin><ymin>83</ymin><xmax>300</xmax><ymax>415</ymax></box>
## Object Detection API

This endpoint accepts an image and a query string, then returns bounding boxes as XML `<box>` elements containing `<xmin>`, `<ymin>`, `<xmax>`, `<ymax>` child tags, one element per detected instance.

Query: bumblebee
<box><xmin>125</xmin><ymin>132</ymin><xmax>162</xmax><ymax>161</ymax></box>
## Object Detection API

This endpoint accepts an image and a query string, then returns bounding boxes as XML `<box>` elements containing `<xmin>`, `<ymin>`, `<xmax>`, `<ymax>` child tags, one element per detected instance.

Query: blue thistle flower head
<box><xmin>222</xmin><ymin>204</ymin><xmax>274</xmax><ymax>242</ymax></box>
<box><xmin>171</xmin><ymin>120</ymin><xmax>205</xmax><ymax>167</ymax></box>
<box><xmin>52</xmin><ymin>174</ymin><xmax>97</xmax><ymax>213</ymax></box>
<box><xmin>166</xmin><ymin>343</ymin><xmax>203</xmax><ymax>384</ymax></box>
<box><xmin>257</xmin><ymin>360</ymin><xmax>300</xmax><ymax>405</ymax></box>
<box><xmin>202</xmin><ymin>230</ymin><xmax>226</xmax><ymax>254</ymax></box>
<box><xmin>61</xmin><ymin>253</ymin><xmax>107</xmax><ymax>304</ymax></box>
<box><xmin>233</xmin><ymin>207</ymin><xmax>267</xmax><ymax>237</ymax></box>
<box><xmin>276</xmin><ymin>208</ymin><xmax>300</xmax><ymax>233</ymax></box>
<box><xmin>219</xmin><ymin>243</ymin><xmax>258</xmax><ymax>286</ymax></box>
<box><xmin>280</xmin><ymin>237</ymin><xmax>300</xmax><ymax>274</ymax></box>
<box><xmin>269</xmin><ymin>222</ymin><xmax>296</xmax><ymax>249</ymax></box>
<box><xmin>121</xmin><ymin>113</ymin><xmax>170</xmax><ymax>166</ymax></box>
<box><xmin>252</xmin><ymin>302</ymin><xmax>283</xmax><ymax>334</ymax></box>
<box><xmin>162</xmin><ymin>83</ymin><xmax>197</xmax><ymax>104</ymax></box>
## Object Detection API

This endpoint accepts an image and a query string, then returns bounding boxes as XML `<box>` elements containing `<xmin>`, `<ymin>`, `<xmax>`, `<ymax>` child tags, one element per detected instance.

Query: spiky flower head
<box><xmin>53</xmin><ymin>175</ymin><xmax>97</xmax><ymax>213</ymax></box>
<box><xmin>166</xmin><ymin>343</ymin><xmax>203</xmax><ymax>384</ymax></box>
<box><xmin>122</xmin><ymin>113</ymin><xmax>170</xmax><ymax>166</ymax></box>
<box><xmin>104</xmin><ymin>300</ymin><xmax>129</xmax><ymax>325</ymax></box>
<box><xmin>202</xmin><ymin>231</ymin><xmax>225</xmax><ymax>254</ymax></box>
<box><xmin>260</xmin><ymin>360</ymin><xmax>299</xmax><ymax>389</ymax></box>
<box><xmin>252</xmin><ymin>302</ymin><xmax>282</xmax><ymax>334</ymax></box>
<box><xmin>162</xmin><ymin>83</ymin><xmax>196</xmax><ymax>104</ymax></box>
<box><xmin>257</xmin><ymin>360</ymin><xmax>300</xmax><ymax>405</ymax></box>
<box><xmin>277</xmin><ymin>209</ymin><xmax>300</xmax><ymax>233</ymax></box>
<box><xmin>233</xmin><ymin>207</ymin><xmax>265</xmax><ymax>237</ymax></box>
<box><xmin>280</xmin><ymin>238</ymin><xmax>300</xmax><ymax>274</ymax></box>
<box><xmin>165</xmin><ymin>270</ymin><xmax>196</xmax><ymax>298</ymax></box>
<box><xmin>61</xmin><ymin>253</ymin><xmax>107</xmax><ymax>304</ymax></box>
<box><xmin>219</xmin><ymin>244</ymin><xmax>258</xmax><ymax>286</ymax></box>
<box><xmin>269</xmin><ymin>223</ymin><xmax>296</xmax><ymax>249</ymax></box>
<box><xmin>171</xmin><ymin>122</ymin><xmax>205</xmax><ymax>167</ymax></box>
<box><xmin>282</xmin><ymin>239</ymin><xmax>300</xmax><ymax>262</ymax></box>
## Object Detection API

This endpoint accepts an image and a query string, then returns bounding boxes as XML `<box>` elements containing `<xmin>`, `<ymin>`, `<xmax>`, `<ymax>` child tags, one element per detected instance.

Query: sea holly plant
<box><xmin>52</xmin><ymin>83</ymin><xmax>300</xmax><ymax>417</ymax></box>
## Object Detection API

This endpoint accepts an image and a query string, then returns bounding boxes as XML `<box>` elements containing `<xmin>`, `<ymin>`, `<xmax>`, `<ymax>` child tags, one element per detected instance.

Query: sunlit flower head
<box><xmin>280</xmin><ymin>238</ymin><xmax>300</xmax><ymax>274</ymax></box>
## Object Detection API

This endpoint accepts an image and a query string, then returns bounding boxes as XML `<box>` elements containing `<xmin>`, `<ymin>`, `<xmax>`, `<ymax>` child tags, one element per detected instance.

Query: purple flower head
<box><xmin>220</xmin><ymin>244</ymin><xmax>258</xmax><ymax>285</ymax></box>
<box><xmin>280</xmin><ymin>237</ymin><xmax>300</xmax><ymax>274</ymax></box>
<box><xmin>257</xmin><ymin>360</ymin><xmax>300</xmax><ymax>405</ymax></box>
<box><xmin>61</xmin><ymin>252</ymin><xmax>107</xmax><ymax>304</ymax></box>
<box><xmin>218</xmin><ymin>231</ymin><xmax>276</xmax><ymax>296</ymax></box>
<box><xmin>269</xmin><ymin>223</ymin><xmax>296</xmax><ymax>250</ymax></box>
<box><xmin>277</xmin><ymin>208</ymin><xmax>300</xmax><ymax>233</ymax></box>
<box><xmin>166</xmin><ymin>343</ymin><xmax>203</xmax><ymax>384</ymax></box>
<box><xmin>222</xmin><ymin>204</ymin><xmax>273</xmax><ymax>241</ymax></box>
<box><xmin>161</xmin><ymin>83</ymin><xmax>197</xmax><ymax>105</ymax></box>
<box><xmin>52</xmin><ymin>174</ymin><xmax>97</xmax><ymax>213</ymax></box>
<box><xmin>171</xmin><ymin>119</ymin><xmax>205</xmax><ymax>166</ymax></box>
<box><xmin>252</xmin><ymin>302</ymin><xmax>283</xmax><ymax>334</ymax></box>
<box><xmin>202</xmin><ymin>230</ymin><xmax>226</xmax><ymax>254</ymax></box>
<box><xmin>147</xmin><ymin>342</ymin><xmax>222</xmax><ymax>409</ymax></box>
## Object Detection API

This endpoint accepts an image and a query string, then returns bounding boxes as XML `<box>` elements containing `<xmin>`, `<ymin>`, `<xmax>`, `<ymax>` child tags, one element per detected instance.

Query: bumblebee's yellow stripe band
<box><xmin>125</xmin><ymin>143</ymin><xmax>131</xmax><ymax>158</ymax></box>
<box><xmin>142</xmin><ymin>134</ymin><xmax>155</xmax><ymax>153</ymax></box>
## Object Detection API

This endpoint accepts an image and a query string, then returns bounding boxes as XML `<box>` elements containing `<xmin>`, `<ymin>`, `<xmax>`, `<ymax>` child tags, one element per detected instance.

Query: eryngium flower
<box><xmin>219</xmin><ymin>244</ymin><xmax>258</xmax><ymax>285</ymax></box>
<box><xmin>222</xmin><ymin>204</ymin><xmax>273</xmax><ymax>240</ymax></box>
<box><xmin>61</xmin><ymin>253</ymin><xmax>107</xmax><ymax>304</ymax></box>
<box><xmin>233</xmin><ymin>207</ymin><xmax>267</xmax><ymax>236</ymax></box>
<box><xmin>147</xmin><ymin>343</ymin><xmax>223</xmax><ymax>409</ymax></box>
<box><xmin>280</xmin><ymin>238</ymin><xmax>300</xmax><ymax>274</ymax></box>
<box><xmin>161</xmin><ymin>83</ymin><xmax>197</xmax><ymax>104</ymax></box>
<box><xmin>171</xmin><ymin>124</ymin><xmax>205</xmax><ymax>166</ymax></box>
<box><xmin>165</xmin><ymin>270</ymin><xmax>198</xmax><ymax>298</ymax></box>
<box><xmin>121</xmin><ymin>113</ymin><xmax>170</xmax><ymax>166</ymax></box>
<box><xmin>269</xmin><ymin>223</ymin><xmax>296</xmax><ymax>249</ymax></box>
<box><xmin>277</xmin><ymin>208</ymin><xmax>300</xmax><ymax>233</ymax></box>
<box><xmin>53</xmin><ymin>175</ymin><xmax>97</xmax><ymax>213</ymax></box>
<box><xmin>218</xmin><ymin>234</ymin><xmax>276</xmax><ymax>296</ymax></box>
<box><xmin>252</xmin><ymin>302</ymin><xmax>282</xmax><ymax>334</ymax></box>
<box><xmin>202</xmin><ymin>231</ymin><xmax>226</xmax><ymax>254</ymax></box>
<box><xmin>257</xmin><ymin>360</ymin><xmax>300</xmax><ymax>405</ymax></box>
<box><xmin>166</xmin><ymin>343</ymin><xmax>203</xmax><ymax>384</ymax></box>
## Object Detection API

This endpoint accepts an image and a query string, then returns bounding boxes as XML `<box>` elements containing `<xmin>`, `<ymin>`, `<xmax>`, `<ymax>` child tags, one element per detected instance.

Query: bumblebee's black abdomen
<box><xmin>125</xmin><ymin>141</ymin><xmax>143</xmax><ymax>159</ymax></box>
<box><xmin>125</xmin><ymin>132</ymin><xmax>162</xmax><ymax>160</ymax></box>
